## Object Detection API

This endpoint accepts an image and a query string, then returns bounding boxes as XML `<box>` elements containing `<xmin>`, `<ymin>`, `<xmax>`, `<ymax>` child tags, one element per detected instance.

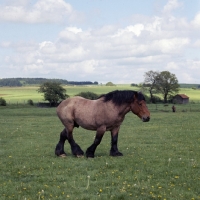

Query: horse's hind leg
<box><xmin>55</xmin><ymin>128</ymin><xmax>68</xmax><ymax>156</ymax></box>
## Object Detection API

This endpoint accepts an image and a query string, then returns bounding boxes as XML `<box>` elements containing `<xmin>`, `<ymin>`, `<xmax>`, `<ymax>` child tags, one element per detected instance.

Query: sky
<box><xmin>0</xmin><ymin>0</ymin><xmax>200</xmax><ymax>84</ymax></box>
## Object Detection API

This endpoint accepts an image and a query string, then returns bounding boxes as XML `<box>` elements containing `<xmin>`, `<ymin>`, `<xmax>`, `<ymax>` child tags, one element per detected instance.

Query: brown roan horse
<box><xmin>55</xmin><ymin>90</ymin><xmax>150</xmax><ymax>158</ymax></box>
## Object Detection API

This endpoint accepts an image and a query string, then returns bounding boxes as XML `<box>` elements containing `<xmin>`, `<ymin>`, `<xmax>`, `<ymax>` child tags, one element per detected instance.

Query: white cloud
<box><xmin>192</xmin><ymin>12</ymin><xmax>200</xmax><ymax>28</ymax></box>
<box><xmin>163</xmin><ymin>0</ymin><xmax>182</xmax><ymax>14</ymax></box>
<box><xmin>1</xmin><ymin>0</ymin><xmax>200</xmax><ymax>83</ymax></box>
<box><xmin>0</xmin><ymin>0</ymin><xmax>81</xmax><ymax>23</ymax></box>
<box><xmin>152</xmin><ymin>37</ymin><xmax>190</xmax><ymax>53</ymax></box>
<box><xmin>165</xmin><ymin>62</ymin><xmax>180</xmax><ymax>70</ymax></box>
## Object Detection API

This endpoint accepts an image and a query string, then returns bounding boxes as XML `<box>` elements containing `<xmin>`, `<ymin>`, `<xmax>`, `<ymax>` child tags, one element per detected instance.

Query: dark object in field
<box><xmin>55</xmin><ymin>90</ymin><xmax>150</xmax><ymax>158</ymax></box>
<box><xmin>172</xmin><ymin>105</ymin><xmax>176</xmax><ymax>112</ymax></box>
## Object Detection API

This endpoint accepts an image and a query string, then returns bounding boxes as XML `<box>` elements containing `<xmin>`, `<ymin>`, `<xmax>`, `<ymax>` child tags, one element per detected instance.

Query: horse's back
<box><xmin>57</xmin><ymin>96</ymin><xmax>112</xmax><ymax>130</ymax></box>
<box><xmin>57</xmin><ymin>96</ymin><xmax>98</xmax><ymax>120</ymax></box>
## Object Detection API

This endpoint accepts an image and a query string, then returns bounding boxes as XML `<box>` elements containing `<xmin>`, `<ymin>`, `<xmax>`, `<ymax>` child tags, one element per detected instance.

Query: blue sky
<box><xmin>0</xmin><ymin>0</ymin><xmax>200</xmax><ymax>84</ymax></box>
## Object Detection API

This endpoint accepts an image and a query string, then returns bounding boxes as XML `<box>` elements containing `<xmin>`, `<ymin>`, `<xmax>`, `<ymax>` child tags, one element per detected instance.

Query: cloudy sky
<box><xmin>0</xmin><ymin>0</ymin><xmax>200</xmax><ymax>84</ymax></box>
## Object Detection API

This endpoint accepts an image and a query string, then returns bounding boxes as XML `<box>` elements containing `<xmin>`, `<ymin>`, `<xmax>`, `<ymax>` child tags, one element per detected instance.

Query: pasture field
<box><xmin>0</xmin><ymin>105</ymin><xmax>200</xmax><ymax>200</ymax></box>
<box><xmin>1</xmin><ymin>85</ymin><xmax>200</xmax><ymax>103</ymax></box>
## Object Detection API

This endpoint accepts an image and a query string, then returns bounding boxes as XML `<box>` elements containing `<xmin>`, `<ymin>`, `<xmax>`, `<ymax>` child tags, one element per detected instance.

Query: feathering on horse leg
<box><xmin>67</xmin><ymin>131</ymin><xmax>84</xmax><ymax>157</ymax></box>
<box><xmin>86</xmin><ymin>131</ymin><xmax>104</xmax><ymax>158</ymax></box>
<box><xmin>110</xmin><ymin>130</ymin><xmax>123</xmax><ymax>156</ymax></box>
<box><xmin>55</xmin><ymin>128</ymin><xmax>68</xmax><ymax>157</ymax></box>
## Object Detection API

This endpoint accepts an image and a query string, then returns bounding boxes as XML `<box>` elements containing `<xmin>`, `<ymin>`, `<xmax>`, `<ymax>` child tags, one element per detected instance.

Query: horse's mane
<box><xmin>99</xmin><ymin>90</ymin><xmax>145</xmax><ymax>106</ymax></box>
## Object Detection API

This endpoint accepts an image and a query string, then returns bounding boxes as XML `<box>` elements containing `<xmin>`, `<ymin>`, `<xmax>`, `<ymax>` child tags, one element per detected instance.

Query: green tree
<box><xmin>106</xmin><ymin>82</ymin><xmax>116</xmax><ymax>86</ymax></box>
<box><xmin>38</xmin><ymin>82</ymin><xmax>68</xmax><ymax>105</ymax></box>
<box><xmin>143</xmin><ymin>70</ymin><xmax>159</xmax><ymax>103</ymax></box>
<box><xmin>0</xmin><ymin>97</ymin><xmax>6</xmax><ymax>106</ymax></box>
<box><xmin>156</xmin><ymin>71</ymin><xmax>180</xmax><ymax>103</ymax></box>
<box><xmin>143</xmin><ymin>70</ymin><xmax>180</xmax><ymax>103</ymax></box>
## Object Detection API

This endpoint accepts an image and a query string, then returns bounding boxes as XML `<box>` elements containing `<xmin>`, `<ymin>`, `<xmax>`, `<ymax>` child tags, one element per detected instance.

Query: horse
<box><xmin>55</xmin><ymin>90</ymin><xmax>150</xmax><ymax>158</ymax></box>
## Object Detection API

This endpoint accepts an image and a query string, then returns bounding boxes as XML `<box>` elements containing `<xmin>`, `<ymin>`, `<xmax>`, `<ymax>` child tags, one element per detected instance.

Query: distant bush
<box><xmin>75</xmin><ymin>92</ymin><xmax>99</xmax><ymax>100</ymax></box>
<box><xmin>130</xmin><ymin>83</ymin><xmax>138</xmax><ymax>87</ymax></box>
<box><xmin>27</xmin><ymin>99</ymin><xmax>34</xmax><ymax>106</ymax></box>
<box><xmin>151</xmin><ymin>95</ymin><xmax>162</xmax><ymax>103</ymax></box>
<box><xmin>106</xmin><ymin>82</ymin><xmax>116</xmax><ymax>86</ymax></box>
<box><xmin>0</xmin><ymin>97</ymin><xmax>6</xmax><ymax>106</ymax></box>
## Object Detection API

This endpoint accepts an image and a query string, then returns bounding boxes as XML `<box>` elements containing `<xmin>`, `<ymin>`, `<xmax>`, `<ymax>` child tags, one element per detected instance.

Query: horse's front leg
<box><xmin>110</xmin><ymin>127</ymin><xmax>123</xmax><ymax>156</ymax></box>
<box><xmin>86</xmin><ymin>127</ymin><xmax>105</xmax><ymax>158</ymax></box>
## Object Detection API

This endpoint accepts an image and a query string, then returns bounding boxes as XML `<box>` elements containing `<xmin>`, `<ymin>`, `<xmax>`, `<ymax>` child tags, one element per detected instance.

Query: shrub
<box><xmin>0</xmin><ymin>97</ymin><xmax>6</xmax><ymax>106</ymax></box>
<box><xmin>105</xmin><ymin>82</ymin><xmax>116</xmax><ymax>86</ymax></box>
<box><xmin>75</xmin><ymin>92</ymin><xmax>99</xmax><ymax>100</ymax></box>
<box><xmin>27</xmin><ymin>99</ymin><xmax>34</xmax><ymax>106</ymax></box>
<box><xmin>151</xmin><ymin>95</ymin><xmax>162</xmax><ymax>103</ymax></box>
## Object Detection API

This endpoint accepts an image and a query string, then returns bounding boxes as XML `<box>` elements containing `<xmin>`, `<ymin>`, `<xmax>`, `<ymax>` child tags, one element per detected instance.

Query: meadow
<box><xmin>1</xmin><ymin>84</ymin><xmax>200</xmax><ymax>104</ymax></box>
<box><xmin>0</xmin><ymin>85</ymin><xmax>200</xmax><ymax>199</ymax></box>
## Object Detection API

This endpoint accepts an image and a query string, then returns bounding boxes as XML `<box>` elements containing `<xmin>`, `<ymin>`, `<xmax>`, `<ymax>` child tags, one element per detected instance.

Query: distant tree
<box><xmin>38</xmin><ymin>82</ymin><xmax>68</xmax><ymax>105</ymax></box>
<box><xmin>142</xmin><ymin>70</ymin><xmax>180</xmax><ymax>103</ymax></box>
<box><xmin>131</xmin><ymin>83</ymin><xmax>138</xmax><ymax>87</ymax></box>
<box><xmin>0</xmin><ymin>97</ymin><xmax>6</xmax><ymax>106</ymax></box>
<box><xmin>27</xmin><ymin>99</ymin><xmax>34</xmax><ymax>106</ymax></box>
<box><xmin>156</xmin><ymin>71</ymin><xmax>180</xmax><ymax>103</ymax></box>
<box><xmin>143</xmin><ymin>70</ymin><xmax>159</xmax><ymax>103</ymax></box>
<box><xmin>106</xmin><ymin>82</ymin><xmax>116</xmax><ymax>86</ymax></box>
<box><xmin>0</xmin><ymin>78</ymin><xmax>22</xmax><ymax>87</ymax></box>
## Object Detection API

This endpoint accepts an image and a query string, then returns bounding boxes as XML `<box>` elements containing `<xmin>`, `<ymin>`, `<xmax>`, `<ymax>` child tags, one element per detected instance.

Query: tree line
<box><xmin>0</xmin><ymin>78</ymin><xmax>98</xmax><ymax>87</ymax></box>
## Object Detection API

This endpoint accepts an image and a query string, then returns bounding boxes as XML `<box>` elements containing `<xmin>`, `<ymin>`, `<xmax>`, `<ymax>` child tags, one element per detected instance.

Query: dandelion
<box><xmin>99</xmin><ymin>189</ymin><xmax>102</xmax><ymax>192</ymax></box>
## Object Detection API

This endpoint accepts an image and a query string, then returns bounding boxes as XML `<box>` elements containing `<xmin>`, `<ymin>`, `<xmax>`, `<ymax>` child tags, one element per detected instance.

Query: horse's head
<box><xmin>130</xmin><ymin>92</ymin><xmax>150</xmax><ymax>122</ymax></box>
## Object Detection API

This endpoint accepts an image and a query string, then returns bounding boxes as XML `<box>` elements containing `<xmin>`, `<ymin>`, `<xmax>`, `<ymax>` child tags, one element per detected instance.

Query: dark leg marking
<box><xmin>55</xmin><ymin>129</ymin><xmax>68</xmax><ymax>156</ymax></box>
<box><xmin>68</xmin><ymin>137</ymin><xmax>84</xmax><ymax>157</ymax></box>
<box><xmin>110</xmin><ymin>133</ymin><xmax>123</xmax><ymax>156</ymax></box>
<box><xmin>86</xmin><ymin>134</ymin><xmax>103</xmax><ymax>158</ymax></box>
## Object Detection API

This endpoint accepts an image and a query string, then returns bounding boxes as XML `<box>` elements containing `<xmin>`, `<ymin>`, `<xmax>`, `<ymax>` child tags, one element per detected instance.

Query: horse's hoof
<box><xmin>76</xmin><ymin>155</ymin><xmax>84</xmax><ymax>158</ymax></box>
<box><xmin>87</xmin><ymin>156</ymin><xmax>94</xmax><ymax>159</ymax></box>
<box><xmin>110</xmin><ymin>151</ymin><xmax>123</xmax><ymax>157</ymax></box>
<box><xmin>59</xmin><ymin>154</ymin><xmax>67</xmax><ymax>158</ymax></box>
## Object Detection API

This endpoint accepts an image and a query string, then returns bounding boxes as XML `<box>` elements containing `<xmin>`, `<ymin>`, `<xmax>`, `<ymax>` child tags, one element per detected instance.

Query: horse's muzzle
<box><xmin>142</xmin><ymin>116</ymin><xmax>150</xmax><ymax>122</ymax></box>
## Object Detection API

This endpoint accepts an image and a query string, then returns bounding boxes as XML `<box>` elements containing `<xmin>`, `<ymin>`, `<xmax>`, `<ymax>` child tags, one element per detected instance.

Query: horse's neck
<box><xmin>109</xmin><ymin>103</ymin><xmax>131</xmax><ymax>117</ymax></box>
<box><xmin>119</xmin><ymin>104</ymin><xmax>131</xmax><ymax>115</ymax></box>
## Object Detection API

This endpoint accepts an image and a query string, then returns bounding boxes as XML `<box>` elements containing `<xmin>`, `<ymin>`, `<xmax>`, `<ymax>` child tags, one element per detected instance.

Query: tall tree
<box><xmin>156</xmin><ymin>71</ymin><xmax>180</xmax><ymax>103</ymax></box>
<box><xmin>38</xmin><ymin>82</ymin><xmax>68</xmax><ymax>105</ymax></box>
<box><xmin>143</xmin><ymin>70</ymin><xmax>159</xmax><ymax>103</ymax></box>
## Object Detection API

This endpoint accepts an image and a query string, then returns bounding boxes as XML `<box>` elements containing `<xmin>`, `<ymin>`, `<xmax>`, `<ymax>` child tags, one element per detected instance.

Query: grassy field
<box><xmin>0</xmin><ymin>85</ymin><xmax>200</xmax><ymax>199</ymax></box>
<box><xmin>1</xmin><ymin>85</ymin><xmax>200</xmax><ymax>103</ymax></box>
<box><xmin>0</xmin><ymin>105</ymin><xmax>200</xmax><ymax>199</ymax></box>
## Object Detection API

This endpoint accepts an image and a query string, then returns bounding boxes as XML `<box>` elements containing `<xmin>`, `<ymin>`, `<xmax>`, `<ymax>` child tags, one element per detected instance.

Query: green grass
<box><xmin>0</xmin><ymin>106</ymin><xmax>200</xmax><ymax>200</ymax></box>
<box><xmin>0</xmin><ymin>85</ymin><xmax>137</xmax><ymax>104</ymax></box>
<box><xmin>1</xmin><ymin>85</ymin><xmax>200</xmax><ymax>104</ymax></box>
